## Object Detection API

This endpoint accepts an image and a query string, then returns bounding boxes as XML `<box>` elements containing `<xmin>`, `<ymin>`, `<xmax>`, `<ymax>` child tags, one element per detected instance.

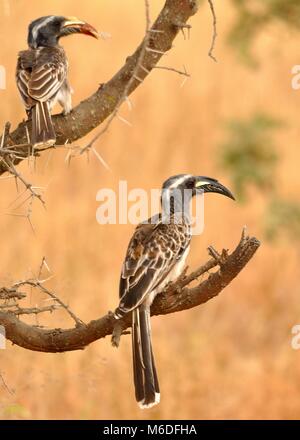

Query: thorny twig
<box><xmin>0</xmin><ymin>263</ymin><xmax>85</xmax><ymax>327</ymax></box>
<box><xmin>0</xmin><ymin>122</ymin><xmax>11</xmax><ymax>149</ymax></box>
<box><xmin>0</xmin><ymin>123</ymin><xmax>46</xmax><ymax>230</ymax></box>
<box><xmin>3</xmin><ymin>157</ymin><xmax>45</xmax><ymax>207</ymax></box>
<box><xmin>0</xmin><ymin>372</ymin><xmax>14</xmax><ymax>395</ymax></box>
<box><xmin>0</xmin><ymin>287</ymin><xmax>26</xmax><ymax>301</ymax></box>
<box><xmin>12</xmin><ymin>305</ymin><xmax>60</xmax><ymax>316</ymax></box>
<box><xmin>13</xmin><ymin>278</ymin><xmax>85</xmax><ymax>327</ymax></box>
<box><xmin>77</xmin><ymin>0</ymin><xmax>192</xmax><ymax>167</ymax></box>
<box><xmin>207</xmin><ymin>0</ymin><xmax>218</xmax><ymax>62</ymax></box>
<box><xmin>78</xmin><ymin>0</ymin><xmax>152</xmax><ymax>164</ymax></box>
<box><xmin>153</xmin><ymin>65</ymin><xmax>190</xmax><ymax>77</ymax></box>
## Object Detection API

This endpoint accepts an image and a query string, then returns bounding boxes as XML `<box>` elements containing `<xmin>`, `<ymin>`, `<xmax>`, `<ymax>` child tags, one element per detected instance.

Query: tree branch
<box><xmin>0</xmin><ymin>229</ymin><xmax>260</xmax><ymax>353</ymax></box>
<box><xmin>0</xmin><ymin>0</ymin><xmax>201</xmax><ymax>176</ymax></box>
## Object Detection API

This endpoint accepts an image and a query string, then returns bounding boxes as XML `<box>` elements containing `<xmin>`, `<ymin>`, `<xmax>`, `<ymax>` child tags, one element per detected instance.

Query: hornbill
<box><xmin>16</xmin><ymin>16</ymin><xmax>99</xmax><ymax>148</ymax></box>
<box><xmin>114</xmin><ymin>174</ymin><xmax>235</xmax><ymax>408</ymax></box>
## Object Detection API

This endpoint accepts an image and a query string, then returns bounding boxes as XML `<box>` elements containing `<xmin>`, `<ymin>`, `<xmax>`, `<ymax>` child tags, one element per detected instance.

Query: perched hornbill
<box><xmin>114</xmin><ymin>174</ymin><xmax>235</xmax><ymax>408</ymax></box>
<box><xmin>16</xmin><ymin>16</ymin><xmax>99</xmax><ymax>148</ymax></box>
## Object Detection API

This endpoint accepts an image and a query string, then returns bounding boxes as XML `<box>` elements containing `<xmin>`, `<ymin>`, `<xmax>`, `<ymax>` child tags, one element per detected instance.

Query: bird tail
<box><xmin>31</xmin><ymin>101</ymin><xmax>56</xmax><ymax>148</ymax></box>
<box><xmin>132</xmin><ymin>307</ymin><xmax>160</xmax><ymax>409</ymax></box>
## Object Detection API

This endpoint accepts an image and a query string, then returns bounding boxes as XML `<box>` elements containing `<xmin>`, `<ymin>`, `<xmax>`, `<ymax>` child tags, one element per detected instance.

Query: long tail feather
<box><xmin>132</xmin><ymin>307</ymin><xmax>160</xmax><ymax>409</ymax></box>
<box><xmin>31</xmin><ymin>101</ymin><xmax>56</xmax><ymax>148</ymax></box>
<box><xmin>132</xmin><ymin>309</ymin><xmax>145</xmax><ymax>403</ymax></box>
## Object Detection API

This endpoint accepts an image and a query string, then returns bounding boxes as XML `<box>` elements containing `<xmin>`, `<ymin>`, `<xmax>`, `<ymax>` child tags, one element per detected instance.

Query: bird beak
<box><xmin>63</xmin><ymin>17</ymin><xmax>99</xmax><ymax>39</ymax></box>
<box><xmin>195</xmin><ymin>177</ymin><xmax>235</xmax><ymax>200</ymax></box>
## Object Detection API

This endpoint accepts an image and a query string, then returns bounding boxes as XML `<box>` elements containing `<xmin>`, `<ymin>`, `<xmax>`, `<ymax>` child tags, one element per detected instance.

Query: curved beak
<box><xmin>63</xmin><ymin>17</ymin><xmax>99</xmax><ymax>39</ymax></box>
<box><xmin>195</xmin><ymin>176</ymin><xmax>235</xmax><ymax>200</ymax></box>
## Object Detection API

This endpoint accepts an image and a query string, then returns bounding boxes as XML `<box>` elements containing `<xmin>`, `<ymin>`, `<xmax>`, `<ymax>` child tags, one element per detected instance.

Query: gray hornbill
<box><xmin>16</xmin><ymin>16</ymin><xmax>99</xmax><ymax>148</ymax></box>
<box><xmin>114</xmin><ymin>174</ymin><xmax>235</xmax><ymax>408</ymax></box>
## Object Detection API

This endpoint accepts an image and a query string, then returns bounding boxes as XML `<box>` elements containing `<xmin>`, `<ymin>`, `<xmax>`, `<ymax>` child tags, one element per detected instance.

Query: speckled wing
<box><xmin>16</xmin><ymin>46</ymin><xmax>67</xmax><ymax>110</ymax></box>
<box><xmin>116</xmin><ymin>217</ymin><xmax>191</xmax><ymax>316</ymax></box>
<box><xmin>16</xmin><ymin>50</ymin><xmax>35</xmax><ymax>111</ymax></box>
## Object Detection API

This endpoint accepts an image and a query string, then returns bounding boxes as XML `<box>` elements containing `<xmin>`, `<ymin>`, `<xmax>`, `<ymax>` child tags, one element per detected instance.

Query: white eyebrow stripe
<box><xmin>32</xmin><ymin>16</ymin><xmax>55</xmax><ymax>42</ymax></box>
<box><xmin>167</xmin><ymin>175</ymin><xmax>192</xmax><ymax>189</ymax></box>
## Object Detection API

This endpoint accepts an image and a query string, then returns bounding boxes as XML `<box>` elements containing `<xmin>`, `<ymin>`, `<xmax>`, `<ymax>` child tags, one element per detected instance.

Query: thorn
<box><xmin>133</xmin><ymin>75</ymin><xmax>143</xmax><ymax>83</ymax></box>
<box><xmin>117</xmin><ymin>115</ymin><xmax>132</xmax><ymax>127</ymax></box>
<box><xmin>146</xmin><ymin>47</ymin><xmax>165</xmax><ymax>55</ymax></box>
<box><xmin>148</xmin><ymin>29</ymin><xmax>164</xmax><ymax>34</ymax></box>
<box><xmin>180</xmin><ymin>77</ymin><xmax>189</xmax><ymax>88</ymax></box>
<box><xmin>27</xmin><ymin>215</ymin><xmax>36</xmax><ymax>235</ymax></box>
<box><xmin>125</xmin><ymin>97</ymin><xmax>133</xmax><ymax>111</ymax></box>
<box><xmin>0</xmin><ymin>122</ymin><xmax>11</xmax><ymax>149</ymax></box>
<box><xmin>174</xmin><ymin>23</ymin><xmax>192</xmax><ymax>40</ymax></box>
<box><xmin>91</xmin><ymin>147</ymin><xmax>111</xmax><ymax>172</ymax></box>
<box><xmin>140</xmin><ymin>65</ymin><xmax>151</xmax><ymax>74</ymax></box>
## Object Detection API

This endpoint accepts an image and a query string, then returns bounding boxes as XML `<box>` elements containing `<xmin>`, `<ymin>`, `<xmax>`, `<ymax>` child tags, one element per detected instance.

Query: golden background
<box><xmin>0</xmin><ymin>0</ymin><xmax>299</xmax><ymax>419</ymax></box>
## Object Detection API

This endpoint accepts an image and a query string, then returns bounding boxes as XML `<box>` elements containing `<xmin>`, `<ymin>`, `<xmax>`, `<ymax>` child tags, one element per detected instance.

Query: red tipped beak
<box><xmin>63</xmin><ymin>17</ymin><xmax>99</xmax><ymax>39</ymax></box>
<box><xmin>77</xmin><ymin>23</ymin><xmax>99</xmax><ymax>39</ymax></box>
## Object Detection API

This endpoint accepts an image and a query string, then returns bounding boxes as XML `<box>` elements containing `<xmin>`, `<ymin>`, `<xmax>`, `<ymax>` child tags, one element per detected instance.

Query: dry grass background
<box><xmin>0</xmin><ymin>0</ymin><xmax>300</xmax><ymax>419</ymax></box>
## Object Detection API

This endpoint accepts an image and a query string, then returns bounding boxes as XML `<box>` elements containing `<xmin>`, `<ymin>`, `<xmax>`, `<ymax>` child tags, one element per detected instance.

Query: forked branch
<box><xmin>0</xmin><ymin>229</ymin><xmax>260</xmax><ymax>353</ymax></box>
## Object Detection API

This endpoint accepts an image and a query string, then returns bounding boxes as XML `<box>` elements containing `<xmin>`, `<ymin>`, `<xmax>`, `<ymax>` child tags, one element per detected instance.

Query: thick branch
<box><xmin>0</xmin><ymin>0</ymin><xmax>200</xmax><ymax>176</ymax></box>
<box><xmin>0</xmin><ymin>230</ymin><xmax>260</xmax><ymax>353</ymax></box>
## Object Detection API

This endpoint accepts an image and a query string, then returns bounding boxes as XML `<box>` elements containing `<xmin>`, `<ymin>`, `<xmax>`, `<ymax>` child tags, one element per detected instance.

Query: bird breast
<box><xmin>144</xmin><ymin>245</ymin><xmax>190</xmax><ymax>308</ymax></box>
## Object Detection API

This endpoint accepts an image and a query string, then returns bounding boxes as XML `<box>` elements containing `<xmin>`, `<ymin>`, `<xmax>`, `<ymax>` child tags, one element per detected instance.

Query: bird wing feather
<box><xmin>28</xmin><ymin>61</ymin><xmax>66</xmax><ymax>102</ymax></box>
<box><xmin>118</xmin><ymin>217</ymin><xmax>190</xmax><ymax>313</ymax></box>
<box><xmin>16</xmin><ymin>50</ymin><xmax>34</xmax><ymax>110</ymax></box>
<box><xmin>16</xmin><ymin>47</ymin><xmax>67</xmax><ymax>107</ymax></box>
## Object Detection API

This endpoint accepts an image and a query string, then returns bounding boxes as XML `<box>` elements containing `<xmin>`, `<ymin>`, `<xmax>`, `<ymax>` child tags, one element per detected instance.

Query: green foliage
<box><xmin>268</xmin><ymin>0</ymin><xmax>300</xmax><ymax>27</ymax></box>
<box><xmin>229</xmin><ymin>0</ymin><xmax>300</xmax><ymax>66</ymax></box>
<box><xmin>265</xmin><ymin>198</ymin><xmax>300</xmax><ymax>241</ymax></box>
<box><xmin>219</xmin><ymin>113</ymin><xmax>280</xmax><ymax>200</ymax></box>
<box><xmin>219</xmin><ymin>113</ymin><xmax>300</xmax><ymax>242</ymax></box>
<box><xmin>2</xmin><ymin>403</ymin><xmax>31</xmax><ymax>418</ymax></box>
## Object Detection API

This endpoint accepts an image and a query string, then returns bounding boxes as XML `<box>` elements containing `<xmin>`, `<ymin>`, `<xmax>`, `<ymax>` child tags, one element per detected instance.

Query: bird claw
<box><xmin>108</xmin><ymin>310</ymin><xmax>115</xmax><ymax>319</ymax></box>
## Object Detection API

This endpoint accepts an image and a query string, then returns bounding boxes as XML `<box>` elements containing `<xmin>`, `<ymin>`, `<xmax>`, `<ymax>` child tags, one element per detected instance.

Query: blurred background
<box><xmin>0</xmin><ymin>0</ymin><xmax>300</xmax><ymax>420</ymax></box>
